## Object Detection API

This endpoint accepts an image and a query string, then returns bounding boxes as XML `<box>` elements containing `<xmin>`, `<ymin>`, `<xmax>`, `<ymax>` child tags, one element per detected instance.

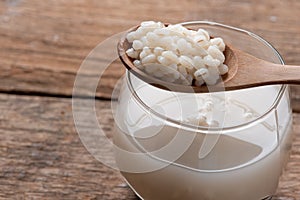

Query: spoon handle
<box><xmin>225</xmin><ymin>61</ymin><xmax>300</xmax><ymax>91</ymax></box>
<box><xmin>269</xmin><ymin>64</ymin><xmax>300</xmax><ymax>85</ymax></box>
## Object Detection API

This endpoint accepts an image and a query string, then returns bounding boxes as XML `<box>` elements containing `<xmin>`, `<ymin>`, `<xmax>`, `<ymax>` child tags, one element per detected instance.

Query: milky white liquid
<box><xmin>114</xmin><ymin>84</ymin><xmax>293</xmax><ymax>200</ymax></box>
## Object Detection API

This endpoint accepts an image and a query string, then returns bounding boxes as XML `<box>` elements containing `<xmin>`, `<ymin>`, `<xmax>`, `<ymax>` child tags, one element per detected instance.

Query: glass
<box><xmin>114</xmin><ymin>21</ymin><xmax>293</xmax><ymax>200</ymax></box>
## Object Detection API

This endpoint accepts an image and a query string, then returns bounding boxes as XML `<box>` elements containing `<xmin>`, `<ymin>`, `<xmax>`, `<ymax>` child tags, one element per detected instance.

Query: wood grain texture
<box><xmin>292</xmin><ymin>86</ymin><xmax>300</xmax><ymax>112</ymax></box>
<box><xmin>0</xmin><ymin>93</ymin><xmax>299</xmax><ymax>199</ymax></box>
<box><xmin>0</xmin><ymin>0</ymin><xmax>299</xmax><ymax>108</ymax></box>
<box><xmin>0</xmin><ymin>0</ymin><xmax>300</xmax><ymax>199</ymax></box>
<box><xmin>0</xmin><ymin>94</ymin><xmax>137</xmax><ymax>200</ymax></box>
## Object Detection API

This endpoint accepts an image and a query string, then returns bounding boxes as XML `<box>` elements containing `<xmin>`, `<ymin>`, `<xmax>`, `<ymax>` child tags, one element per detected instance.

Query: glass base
<box><xmin>134</xmin><ymin>195</ymin><xmax>272</xmax><ymax>200</ymax></box>
<box><xmin>126</xmin><ymin>179</ymin><xmax>273</xmax><ymax>200</ymax></box>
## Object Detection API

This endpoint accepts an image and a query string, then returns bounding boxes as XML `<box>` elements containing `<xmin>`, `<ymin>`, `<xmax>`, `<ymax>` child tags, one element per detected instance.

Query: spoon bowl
<box><xmin>118</xmin><ymin>25</ymin><xmax>300</xmax><ymax>93</ymax></box>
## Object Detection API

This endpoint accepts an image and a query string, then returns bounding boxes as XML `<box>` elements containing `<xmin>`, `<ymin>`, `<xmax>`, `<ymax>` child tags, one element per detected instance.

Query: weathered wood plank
<box><xmin>0</xmin><ymin>0</ymin><xmax>299</xmax><ymax>108</ymax></box>
<box><xmin>291</xmin><ymin>86</ymin><xmax>300</xmax><ymax>113</ymax></box>
<box><xmin>274</xmin><ymin>113</ymin><xmax>300</xmax><ymax>200</ymax></box>
<box><xmin>0</xmin><ymin>94</ymin><xmax>137</xmax><ymax>200</ymax></box>
<box><xmin>0</xmin><ymin>93</ymin><xmax>299</xmax><ymax>199</ymax></box>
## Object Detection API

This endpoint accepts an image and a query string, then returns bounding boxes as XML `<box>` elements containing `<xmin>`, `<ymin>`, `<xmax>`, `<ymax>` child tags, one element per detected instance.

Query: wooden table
<box><xmin>0</xmin><ymin>0</ymin><xmax>299</xmax><ymax>199</ymax></box>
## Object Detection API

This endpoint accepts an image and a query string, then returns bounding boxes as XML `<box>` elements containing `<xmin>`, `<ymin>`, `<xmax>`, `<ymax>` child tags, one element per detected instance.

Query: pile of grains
<box><xmin>125</xmin><ymin>21</ymin><xmax>228</xmax><ymax>86</ymax></box>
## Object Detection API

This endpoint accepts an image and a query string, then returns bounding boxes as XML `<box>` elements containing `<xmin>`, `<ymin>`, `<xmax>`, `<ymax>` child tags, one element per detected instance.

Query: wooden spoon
<box><xmin>213</xmin><ymin>45</ymin><xmax>300</xmax><ymax>91</ymax></box>
<box><xmin>118</xmin><ymin>26</ymin><xmax>300</xmax><ymax>93</ymax></box>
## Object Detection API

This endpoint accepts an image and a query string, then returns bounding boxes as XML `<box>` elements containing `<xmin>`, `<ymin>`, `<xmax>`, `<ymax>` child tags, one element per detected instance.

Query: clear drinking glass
<box><xmin>114</xmin><ymin>21</ymin><xmax>293</xmax><ymax>200</ymax></box>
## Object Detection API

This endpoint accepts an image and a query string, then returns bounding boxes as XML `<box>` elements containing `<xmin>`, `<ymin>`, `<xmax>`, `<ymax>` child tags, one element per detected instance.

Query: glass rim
<box><xmin>126</xmin><ymin>21</ymin><xmax>286</xmax><ymax>133</ymax></box>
